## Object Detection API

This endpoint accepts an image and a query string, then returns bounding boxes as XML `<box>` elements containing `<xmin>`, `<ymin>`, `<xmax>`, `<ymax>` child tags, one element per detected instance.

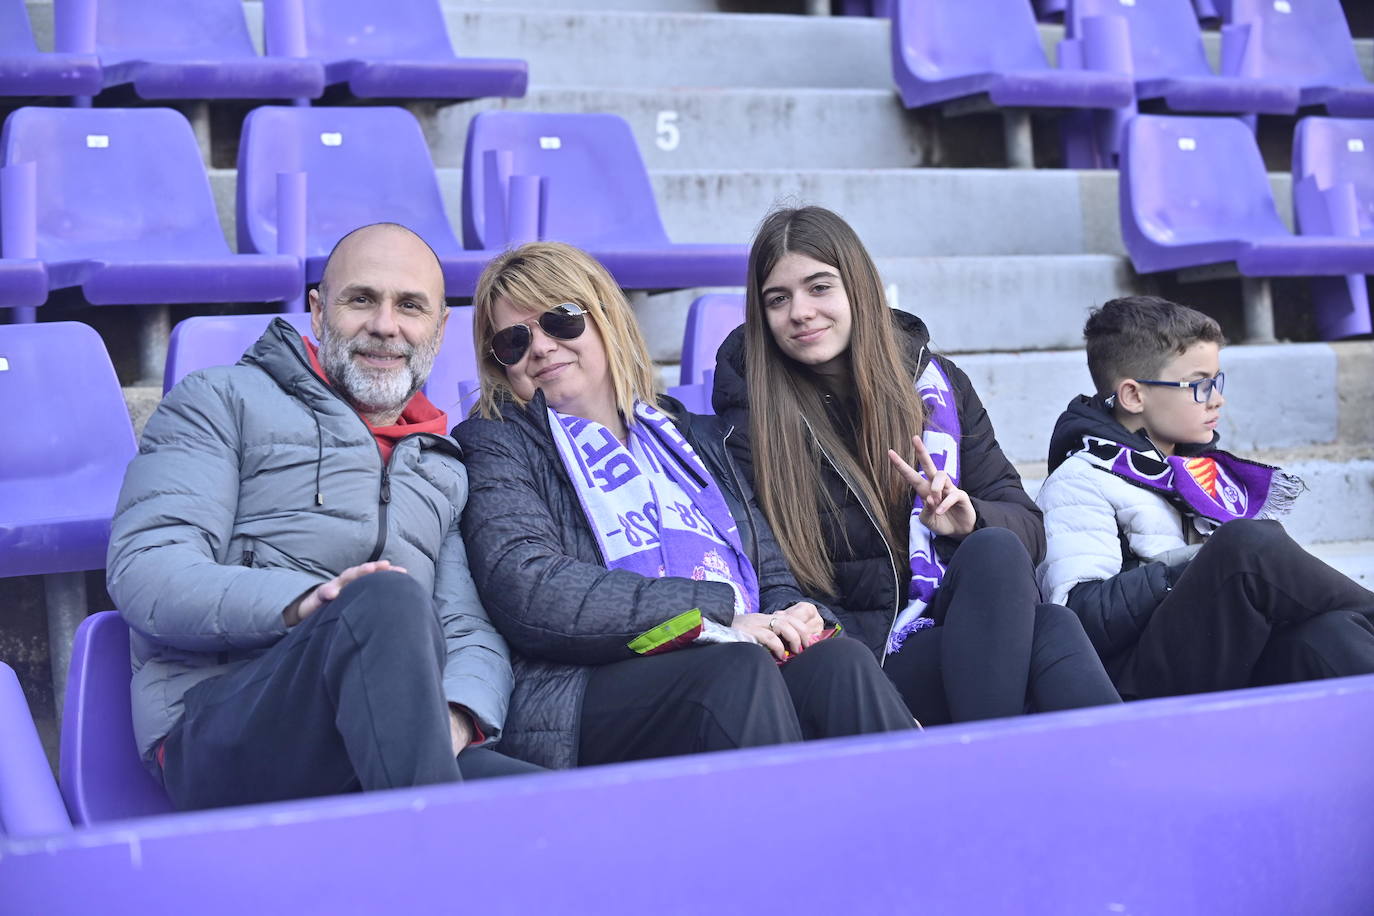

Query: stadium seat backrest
<box><xmin>164</xmin><ymin>313</ymin><xmax>316</xmax><ymax>393</ymax></box>
<box><xmin>0</xmin><ymin>321</ymin><xmax>135</xmax><ymax>517</ymax></box>
<box><xmin>0</xmin><ymin>662</ymin><xmax>71</xmax><ymax>838</ymax></box>
<box><xmin>0</xmin><ymin>0</ymin><xmax>40</xmax><ymax>54</ymax></box>
<box><xmin>425</xmin><ymin>304</ymin><xmax>479</xmax><ymax>416</ymax></box>
<box><xmin>680</xmin><ymin>293</ymin><xmax>744</xmax><ymax>387</ymax></box>
<box><xmin>265</xmin><ymin>0</ymin><xmax>457</xmax><ymax>60</ymax></box>
<box><xmin>892</xmin><ymin>0</ymin><xmax>1049</xmax><ymax>79</ymax></box>
<box><xmin>1123</xmin><ymin>115</ymin><xmax>1288</xmax><ymax>245</ymax></box>
<box><xmin>1224</xmin><ymin>0</ymin><xmax>1365</xmax><ymax>86</ymax></box>
<box><xmin>461</xmin><ymin>111</ymin><xmax>670</xmax><ymax>251</ymax></box>
<box><xmin>76</xmin><ymin>0</ymin><xmax>259</xmax><ymax>62</ymax></box>
<box><xmin>237</xmin><ymin>106</ymin><xmax>464</xmax><ymax>260</ymax></box>
<box><xmin>1</xmin><ymin>107</ymin><xmax>233</xmax><ymax>262</ymax></box>
<box><xmin>1293</xmin><ymin>118</ymin><xmax>1374</xmax><ymax>239</ymax></box>
<box><xmin>60</xmin><ymin>612</ymin><xmax>175</xmax><ymax>826</ymax></box>
<box><xmin>1068</xmin><ymin>0</ymin><xmax>1215</xmax><ymax>81</ymax></box>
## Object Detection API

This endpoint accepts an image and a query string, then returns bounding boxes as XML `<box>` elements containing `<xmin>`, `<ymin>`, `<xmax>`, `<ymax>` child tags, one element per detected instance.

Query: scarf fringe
<box><xmin>1256</xmin><ymin>469</ymin><xmax>1306</xmax><ymax>521</ymax></box>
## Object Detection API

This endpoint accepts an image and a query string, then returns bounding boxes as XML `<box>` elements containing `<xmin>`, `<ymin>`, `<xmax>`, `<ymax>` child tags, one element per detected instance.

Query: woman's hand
<box><xmin>888</xmin><ymin>435</ymin><xmax>977</xmax><ymax>539</ymax></box>
<box><xmin>780</xmin><ymin>602</ymin><xmax>825</xmax><ymax>641</ymax></box>
<box><xmin>732</xmin><ymin>611</ymin><xmax>811</xmax><ymax>661</ymax></box>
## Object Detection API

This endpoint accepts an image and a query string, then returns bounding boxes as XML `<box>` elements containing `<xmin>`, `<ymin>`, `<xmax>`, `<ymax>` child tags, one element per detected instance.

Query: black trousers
<box><xmin>578</xmin><ymin>637</ymin><xmax>915</xmax><ymax>766</ymax></box>
<box><xmin>883</xmin><ymin>527</ymin><xmax>1122</xmax><ymax>726</ymax></box>
<box><xmin>1112</xmin><ymin>518</ymin><xmax>1374</xmax><ymax>700</ymax></box>
<box><xmin>162</xmin><ymin>571</ymin><xmax>538</xmax><ymax>811</ymax></box>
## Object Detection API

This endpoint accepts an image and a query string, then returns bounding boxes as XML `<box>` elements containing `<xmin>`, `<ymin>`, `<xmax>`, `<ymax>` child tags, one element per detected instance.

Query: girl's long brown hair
<box><xmin>745</xmin><ymin>207</ymin><xmax>925</xmax><ymax>595</ymax></box>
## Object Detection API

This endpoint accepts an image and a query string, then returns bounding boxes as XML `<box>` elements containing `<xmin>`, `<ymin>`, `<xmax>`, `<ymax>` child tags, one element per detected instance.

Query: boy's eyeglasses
<box><xmin>489</xmin><ymin>303</ymin><xmax>588</xmax><ymax>367</ymax></box>
<box><xmin>1134</xmin><ymin>371</ymin><xmax>1225</xmax><ymax>403</ymax></box>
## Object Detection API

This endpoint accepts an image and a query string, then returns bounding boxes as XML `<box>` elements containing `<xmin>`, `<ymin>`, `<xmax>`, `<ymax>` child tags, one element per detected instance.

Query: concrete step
<box><xmin>430</xmin><ymin>87</ymin><xmax>928</xmax><ymax>170</ymax></box>
<box><xmin>961</xmin><ymin>341</ymin><xmax>1373</xmax><ymax>465</ymax></box>
<box><xmin>1308</xmin><ymin>540</ymin><xmax>1374</xmax><ymax>586</ymax></box>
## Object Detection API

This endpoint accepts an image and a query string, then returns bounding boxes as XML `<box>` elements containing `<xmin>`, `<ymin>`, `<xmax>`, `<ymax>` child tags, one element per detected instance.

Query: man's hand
<box><xmin>283</xmin><ymin>560</ymin><xmax>408</xmax><ymax>627</ymax></box>
<box><xmin>449</xmin><ymin>704</ymin><xmax>475</xmax><ymax>754</ymax></box>
<box><xmin>888</xmin><ymin>436</ymin><xmax>977</xmax><ymax>539</ymax></box>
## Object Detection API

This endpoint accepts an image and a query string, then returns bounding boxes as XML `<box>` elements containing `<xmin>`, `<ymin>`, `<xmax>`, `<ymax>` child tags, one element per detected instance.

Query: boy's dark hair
<box><xmin>1083</xmin><ymin>296</ymin><xmax>1225</xmax><ymax>396</ymax></box>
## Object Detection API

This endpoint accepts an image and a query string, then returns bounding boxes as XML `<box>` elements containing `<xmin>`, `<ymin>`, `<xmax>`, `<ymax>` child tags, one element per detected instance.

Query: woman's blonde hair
<box><xmin>471</xmin><ymin>241</ymin><xmax>658</xmax><ymax>420</ymax></box>
<box><xmin>744</xmin><ymin>207</ymin><xmax>926</xmax><ymax>596</ymax></box>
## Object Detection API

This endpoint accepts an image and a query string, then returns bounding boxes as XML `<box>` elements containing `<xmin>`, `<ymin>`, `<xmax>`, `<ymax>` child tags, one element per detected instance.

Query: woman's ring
<box><xmin>769</xmin><ymin>617</ymin><xmax>779</xmax><ymax>632</ymax></box>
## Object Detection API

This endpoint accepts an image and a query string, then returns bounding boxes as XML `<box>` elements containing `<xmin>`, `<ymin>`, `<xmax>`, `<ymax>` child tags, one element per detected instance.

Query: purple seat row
<box><xmin>0</xmin><ymin>0</ymin><xmax>526</xmax><ymax>102</ymax></box>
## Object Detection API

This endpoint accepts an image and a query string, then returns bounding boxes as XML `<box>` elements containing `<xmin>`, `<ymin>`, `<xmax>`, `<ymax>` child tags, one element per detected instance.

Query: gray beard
<box><xmin>318</xmin><ymin>322</ymin><xmax>441</xmax><ymax>421</ymax></box>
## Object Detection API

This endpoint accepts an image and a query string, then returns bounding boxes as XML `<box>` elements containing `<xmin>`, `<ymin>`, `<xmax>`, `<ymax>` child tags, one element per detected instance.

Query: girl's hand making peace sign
<box><xmin>887</xmin><ymin>435</ymin><xmax>977</xmax><ymax>539</ymax></box>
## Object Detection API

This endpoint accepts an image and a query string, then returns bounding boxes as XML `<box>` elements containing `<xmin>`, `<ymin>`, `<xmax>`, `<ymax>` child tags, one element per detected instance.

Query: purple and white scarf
<box><xmin>888</xmin><ymin>359</ymin><xmax>963</xmax><ymax>654</ymax></box>
<box><xmin>1071</xmin><ymin>435</ymin><xmax>1304</xmax><ymax>526</ymax></box>
<box><xmin>550</xmin><ymin>401</ymin><xmax>760</xmax><ymax>616</ymax></box>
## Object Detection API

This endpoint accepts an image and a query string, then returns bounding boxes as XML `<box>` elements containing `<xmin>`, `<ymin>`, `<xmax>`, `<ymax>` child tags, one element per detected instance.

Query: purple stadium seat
<box><xmin>54</xmin><ymin>0</ymin><xmax>324</xmax><ymax>100</ymax></box>
<box><xmin>163</xmin><ymin>312</ymin><xmax>315</xmax><ymax>394</ymax></box>
<box><xmin>0</xmin><ymin>321</ymin><xmax>135</xmax><ymax>580</ymax></box>
<box><xmin>0</xmin><ymin>662</ymin><xmax>71</xmax><ymax>838</ymax></box>
<box><xmin>261</xmin><ymin>0</ymin><xmax>527</xmax><ymax>101</ymax></box>
<box><xmin>60</xmin><ymin>612</ymin><xmax>174</xmax><ymax>826</ymax></box>
<box><xmin>0</xmin><ymin>0</ymin><xmax>101</xmax><ymax>97</ymax></box>
<box><xmin>461</xmin><ymin>111</ymin><xmax>747</xmax><ymax>290</ymax></box>
<box><xmin>663</xmin><ymin>294</ymin><xmax>744</xmax><ymax>416</ymax></box>
<box><xmin>1</xmin><ymin>107</ymin><xmax>301</xmax><ymax>306</ymax></box>
<box><xmin>1291</xmin><ymin>117</ymin><xmax>1374</xmax><ymax>339</ymax></box>
<box><xmin>1065</xmin><ymin>0</ymin><xmax>1298</xmax><ymax>115</ymax></box>
<box><xmin>1121</xmin><ymin>115</ymin><xmax>1374</xmax><ymax>340</ymax></box>
<box><xmin>424</xmin><ymin>304</ymin><xmax>478</xmax><ymax>416</ymax></box>
<box><xmin>1222</xmin><ymin>0</ymin><xmax>1374</xmax><ymax>117</ymax></box>
<box><xmin>236</xmin><ymin>106</ymin><xmax>496</xmax><ymax>298</ymax></box>
<box><xmin>1041</xmin><ymin>0</ymin><xmax>1223</xmax><ymax>24</ymax></box>
<box><xmin>889</xmin><ymin>0</ymin><xmax>1134</xmax><ymax>112</ymax></box>
<box><xmin>0</xmin><ymin>259</ymin><xmax>47</xmax><ymax>312</ymax></box>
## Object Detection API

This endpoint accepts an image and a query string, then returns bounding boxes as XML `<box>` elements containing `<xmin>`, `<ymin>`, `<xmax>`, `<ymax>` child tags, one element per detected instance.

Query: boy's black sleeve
<box><xmin>1066</xmin><ymin>563</ymin><xmax>1174</xmax><ymax>659</ymax></box>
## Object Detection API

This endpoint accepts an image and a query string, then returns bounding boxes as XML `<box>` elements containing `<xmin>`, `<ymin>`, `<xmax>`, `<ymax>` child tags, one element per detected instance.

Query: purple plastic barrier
<box><xmin>236</xmin><ymin>106</ymin><xmax>497</xmax><ymax>297</ymax></box>
<box><xmin>1</xmin><ymin>107</ymin><xmax>300</xmax><ymax>306</ymax></box>
<box><xmin>0</xmin><ymin>321</ymin><xmax>135</xmax><ymax>578</ymax></box>
<box><xmin>1067</xmin><ymin>0</ymin><xmax>1298</xmax><ymax>115</ymax></box>
<box><xmin>60</xmin><ymin>613</ymin><xmax>174</xmax><ymax>826</ymax></box>
<box><xmin>461</xmin><ymin>111</ymin><xmax>747</xmax><ymax>290</ymax></box>
<box><xmin>6</xmin><ymin>675</ymin><xmax>1374</xmax><ymax>912</ymax></box>
<box><xmin>1222</xmin><ymin>0</ymin><xmax>1374</xmax><ymax>116</ymax></box>
<box><xmin>0</xmin><ymin>663</ymin><xmax>71</xmax><ymax>838</ymax></box>
<box><xmin>0</xmin><ymin>0</ymin><xmax>101</xmax><ymax>97</ymax></box>
<box><xmin>1292</xmin><ymin>117</ymin><xmax>1374</xmax><ymax>338</ymax></box>
<box><xmin>1121</xmin><ymin>115</ymin><xmax>1374</xmax><ymax>277</ymax></box>
<box><xmin>890</xmin><ymin>0</ymin><xmax>1133</xmax><ymax>111</ymax></box>
<box><xmin>261</xmin><ymin>0</ymin><xmax>527</xmax><ymax>100</ymax></box>
<box><xmin>54</xmin><ymin>0</ymin><xmax>324</xmax><ymax>100</ymax></box>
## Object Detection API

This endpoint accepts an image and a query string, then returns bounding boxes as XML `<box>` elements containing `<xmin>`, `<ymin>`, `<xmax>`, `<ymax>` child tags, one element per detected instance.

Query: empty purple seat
<box><xmin>424</xmin><ymin>304</ymin><xmax>478</xmax><ymax>416</ymax></box>
<box><xmin>0</xmin><ymin>661</ymin><xmax>71</xmax><ymax>838</ymax></box>
<box><xmin>237</xmin><ymin>106</ymin><xmax>495</xmax><ymax>297</ymax></box>
<box><xmin>1290</xmin><ymin>117</ymin><xmax>1374</xmax><ymax>338</ymax></box>
<box><xmin>60</xmin><ymin>612</ymin><xmax>174</xmax><ymax>826</ymax></box>
<box><xmin>663</xmin><ymin>294</ymin><xmax>744</xmax><ymax>416</ymax></box>
<box><xmin>0</xmin><ymin>321</ymin><xmax>136</xmax><ymax>579</ymax></box>
<box><xmin>0</xmin><ymin>0</ymin><xmax>101</xmax><ymax>97</ymax></box>
<box><xmin>1066</xmin><ymin>0</ymin><xmax>1297</xmax><ymax>115</ymax></box>
<box><xmin>2</xmin><ymin>107</ymin><xmax>301</xmax><ymax>305</ymax></box>
<box><xmin>462</xmin><ymin>111</ymin><xmax>747</xmax><ymax>290</ymax></box>
<box><xmin>890</xmin><ymin>0</ymin><xmax>1133</xmax><ymax>111</ymax></box>
<box><xmin>163</xmin><ymin>312</ymin><xmax>315</xmax><ymax>393</ymax></box>
<box><xmin>55</xmin><ymin>0</ymin><xmax>324</xmax><ymax>100</ymax></box>
<box><xmin>261</xmin><ymin>0</ymin><xmax>526</xmax><ymax>101</ymax></box>
<box><xmin>1223</xmin><ymin>0</ymin><xmax>1374</xmax><ymax>117</ymax></box>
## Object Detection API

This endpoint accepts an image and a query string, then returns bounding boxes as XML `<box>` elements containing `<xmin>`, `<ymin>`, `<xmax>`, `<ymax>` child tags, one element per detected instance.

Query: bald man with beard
<box><xmin>108</xmin><ymin>223</ymin><xmax>534</xmax><ymax>811</ymax></box>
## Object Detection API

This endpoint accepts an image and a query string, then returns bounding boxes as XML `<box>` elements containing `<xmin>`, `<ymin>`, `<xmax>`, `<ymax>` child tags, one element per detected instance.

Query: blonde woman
<box><xmin>712</xmin><ymin>206</ymin><xmax>1121</xmax><ymax>726</ymax></box>
<box><xmin>453</xmin><ymin>242</ymin><xmax>914</xmax><ymax>770</ymax></box>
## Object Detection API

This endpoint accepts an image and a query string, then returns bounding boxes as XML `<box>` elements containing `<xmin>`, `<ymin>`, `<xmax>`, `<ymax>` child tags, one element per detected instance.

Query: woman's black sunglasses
<box><xmin>489</xmin><ymin>303</ymin><xmax>588</xmax><ymax>367</ymax></box>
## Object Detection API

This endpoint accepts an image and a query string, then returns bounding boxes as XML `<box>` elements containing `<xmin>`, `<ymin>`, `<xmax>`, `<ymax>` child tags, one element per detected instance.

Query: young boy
<box><xmin>1036</xmin><ymin>296</ymin><xmax>1374</xmax><ymax>700</ymax></box>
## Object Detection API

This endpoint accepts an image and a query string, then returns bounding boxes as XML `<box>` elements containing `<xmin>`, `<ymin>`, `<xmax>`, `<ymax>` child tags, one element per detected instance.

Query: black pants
<box><xmin>162</xmin><ymin>571</ymin><xmax>538</xmax><ymax>811</ymax></box>
<box><xmin>1113</xmin><ymin>518</ymin><xmax>1374</xmax><ymax>700</ymax></box>
<box><xmin>883</xmin><ymin>527</ymin><xmax>1122</xmax><ymax>726</ymax></box>
<box><xmin>578</xmin><ymin>637</ymin><xmax>915</xmax><ymax>766</ymax></box>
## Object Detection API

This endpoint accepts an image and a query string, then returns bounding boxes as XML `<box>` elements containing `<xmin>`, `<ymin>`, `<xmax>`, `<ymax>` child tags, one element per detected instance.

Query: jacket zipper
<box><xmin>721</xmin><ymin>424</ymin><xmax>761</xmax><ymax>567</ymax></box>
<box><xmin>800</xmin><ymin>414</ymin><xmax>902</xmax><ymax>667</ymax></box>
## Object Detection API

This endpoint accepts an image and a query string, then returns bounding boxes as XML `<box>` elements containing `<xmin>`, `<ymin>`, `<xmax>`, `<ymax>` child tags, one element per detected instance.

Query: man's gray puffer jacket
<box><xmin>107</xmin><ymin>319</ymin><xmax>511</xmax><ymax>766</ymax></box>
